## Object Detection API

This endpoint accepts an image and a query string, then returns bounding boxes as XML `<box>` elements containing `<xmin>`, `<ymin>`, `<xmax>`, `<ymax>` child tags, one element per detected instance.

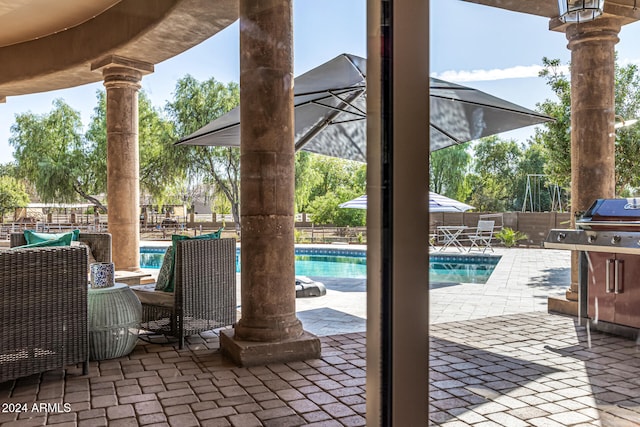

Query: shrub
<box><xmin>495</xmin><ymin>227</ymin><xmax>528</xmax><ymax>248</ymax></box>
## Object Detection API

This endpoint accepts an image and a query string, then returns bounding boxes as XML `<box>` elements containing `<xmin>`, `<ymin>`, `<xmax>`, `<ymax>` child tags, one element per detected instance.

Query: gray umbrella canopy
<box><xmin>176</xmin><ymin>53</ymin><xmax>551</xmax><ymax>162</ymax></box>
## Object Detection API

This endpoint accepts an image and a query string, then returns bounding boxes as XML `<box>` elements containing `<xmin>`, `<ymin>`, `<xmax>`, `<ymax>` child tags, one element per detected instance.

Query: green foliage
<box><xmin>613</xmin><ymin>60</ymin><xmax>640</xmax><ymax>192</ymax></box>
<box><xmin>301</xmin><ymin>154</ymin><xmax>366</xmax><ymax>226</ymax></box>
<box><xmin>9</xmin><ymin>99</ymin><xmax>105</xmax><ymax>208</ymax></box>
<box><xmin>513</xmin><ymin>142</ymin><xmax>563</xmax><ymax>212</ymax></box>
<box><xmin>307</xmin><ymin>189</ymin><xmax>366</xmax><ymax>227</ymax></box>
<box><xmin>295</xmin><ymin>151</ymin><xmax>322</xmax><ymax>213</ymax></box>
<box><xmin>466</xmin><ymin>136</ymin><xmax>522</xmax><ymax>211</ymax></box>
<box><xmin>495</xmin><ymin>227</ymin><xmax>528</xmax><ymax>248</ymax></box>
<box><xmin>137</xmin><ymin>92</ymin><xmax>185</xmax><ymax>204</ymax></box>
<box><xmin>536</xmin><ymin>55</ymin><xmax>640</xmax><ymax>195</ymax></box>
<box><xmin>0</xmin><ymin>175</ymin><xmax>29</xmax><ymax>221</ymax></box>
<box><xmin>429</xmin><ymin>143</ymin><xmax>471</xmax><ymax>200</ymax></box>
<box><xmin>535</xmin><ymin>57</ymin><xmax>572</xmax><ymax>189</ymax></box>
<box><xmin>165</xmin><ymin>75</ymin><xmax>241</xmax><ymax>229</ymax></box>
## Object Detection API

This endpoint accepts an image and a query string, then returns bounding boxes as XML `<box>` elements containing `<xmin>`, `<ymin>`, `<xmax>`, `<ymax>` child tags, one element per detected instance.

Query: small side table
<box><xmin>88</xmin><ymin>283</ymin><xmax>142</xmax><ymax>361</ymax></box>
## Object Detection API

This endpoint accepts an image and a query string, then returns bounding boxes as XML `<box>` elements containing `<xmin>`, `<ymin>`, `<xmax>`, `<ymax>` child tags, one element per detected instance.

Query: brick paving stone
<box><xmin>486</xmin><ymin>411</ymin><xmax>530</xmax><ymax>427</ymax></box>
<box><xmin>163</xmin><ymin>405</ymin><xmax>192</xmax><ymax>416</ymax></box>
<box><xmin>78</xmin><ymin>408</ymin><xmax>106</xmax><ymax>420</ymax></box>
<box><xmin>548</xmin><ymin>411</ymin><xmax>593</xmax><ymax>425</ymax></box>
<box><xmin>167</xmin><ymin>413</ymin><xmax>200</xmax><ymax>427</ymax></box>
<box><xmin>199</xmin><ymin>418</ymin><xmax>231</xmax><ymax>427</ymax></box>
<box><xmin>255</xmin><ymin>406</ymin><xmax>297</xmax><ymax>421</ymax></box>
<box><xmin>307</xmin><ymin>391</ymin><xmax>339</xmax><ymax>405</ymax></box>
<box><xmin>305</xmin><ymin>420</ymin><xmax>342</xmax><ymax>427</ymax></box>
<box><xmin>471</xmin><ymin>402</ymin><xmax>510</xmax><ymax>415</ymax></box>
<box><xmin>228</xmin><ymin>413</ymin><xmax>262</xmax><ymax>427</ymax></box>
<box><xmin>453</xmin><ymin>410</ymin><xmax>488</xmax><ymax>424</ymax></box>
<box><xmin>215</xmin><ymin>395</ymin><xmax>254</xmax><ymax>407</ymax></box>
<box><xmin>106</xmin><ymin>418</ymin><xmax>139</xmax><ymax>426</ymax></box>
<box><xmin>321</xmin><ymin>402</ymin><xmax>356</xmax><ymax>418</ymax></box>
<box><xmin>431</xmin><ymin>397</ymin><xmax>471</xmax><ymax>412</ymax></box>
<box><xmin>157</xmin><ymin>389</ymin><xmax>194</xmax><ymax>400</ymax></box>
<box><xmin>235</xmin><ymin>403</ymin><xmax>263</xmax><ymax>413</ymax></box>
<box><xmin>262</xmin><ymin>414</ymin><xmax>306</xmax><ymax>426</ymax></box>
<box><xmin>302</xmin><ymin>410</ymin><xmax>333</xmax><ymax>423</ymax></box>
<box><xmin>46</xmin><ymin>412</ymin><xmax>77</xmax><ymax>424</ymax></box>
<box><xmin>288</xmin><ymin>399</ymin><xmax>321</xmax><ymax>413</ymax></box>
<box><xmin>160</xmin><ymin>395</ymin><xmax>199</xmax><ymax>407</ymax></box>
<box><xmin>79</xmin><ymin>418</ymin><xmax>109</xmax><ymax>427</ymax></box>
<box><xmin>91</xmin><ymin>394</ymin><xmax>118</xmax><ymax>408</ymax></box>
<box><xmin>138</xmin><ymin>412</ymin><xmax>168</xmax><ymax>425</ymax></box>
<box><xmin>259</xmin><ymin>399</ymin><xmax>287</xmax><ymax>410</ymax></box>
<box><xmin>190</xmin><ymin>401</ymin><xmax>218</xmax><ymax>412</ymax></box>
<box><xmin>194</xmin><ymin>406</ymin><xmax>236</xmax><ymax>420</ymax></box>
<box><xmin>106</xmin><ymin>404</ymin><xmax>135</xmax><ymax>420</ymax></box>
<box><xmin>251</xmin><ymin>391</ymin><xmax>279</xmax><ymax>402</ymax></box>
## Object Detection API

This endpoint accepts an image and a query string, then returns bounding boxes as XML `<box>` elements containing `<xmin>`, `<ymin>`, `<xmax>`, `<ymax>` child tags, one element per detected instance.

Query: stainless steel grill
<box><xmin>544</xmin><ymin>198</ymin><xmax>640</xmax><ymax>254</ymax></box>
<box><xmin>544</xmin><ymin>198</ymin><xmax>640</xmax><ymax>335</ymax></box>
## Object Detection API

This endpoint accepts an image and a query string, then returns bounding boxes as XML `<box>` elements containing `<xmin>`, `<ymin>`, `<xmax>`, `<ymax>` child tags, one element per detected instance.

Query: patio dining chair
<box><xmin>467</xmin><ymin>220</ymin><xmax>495</xmax><ymax>253</ymax></box>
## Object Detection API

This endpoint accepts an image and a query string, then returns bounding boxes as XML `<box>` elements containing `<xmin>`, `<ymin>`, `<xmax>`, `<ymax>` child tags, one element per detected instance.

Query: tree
<box><xmin>9</xmin><ymin>99</ymin><xmax>106</xmax><ymax>209</ymax></box>
<box><xmin>513</xmin><ymin>142</ymin><xmax>561</xmax><ymax>212</ymax></box>
<box><xmin>304</xmin><ymin>155</ymin><xmax>366</xmax><ymax>226</ymax></box>
<box><xmin>85</xmin><ymin>90</ymin><xmax>186</xmax><ymax>208</ymax></box>
<box><xmin>536</xmin><ymin>55</ymin><xmax>640</xmax><ymax>194</ymax></box>
<box><xmin>294</xmin><ymin>151</ymin><xmax>322</xmax><ymax>213</ymax></box>
<box><xmin>534</xmin><ymin>57</ymin><xmax>572</xmax><ymax>189</ymax></box>
<box><xmin>465</xmin><ymin>136</ymin><xmax>522</xmax><ymax>211</ymax></box>
<box><xmin>429</xmin><ymin>143</ymin><xmax>471</xmax><ymax>201</ymax></box>
<box><xmin>165</xmin><ymin>75</ymin><xmax>241</xmax><ymax>230</ymax></box>
<box><xmin>613</xmin><ymin>61</ymin><xmax>640</xmax><ymax>192</ymax></box>
<box><xmin>0</xmin><ymin>175</ymin><xmax>29</xmax><ymax>221</ymax></box>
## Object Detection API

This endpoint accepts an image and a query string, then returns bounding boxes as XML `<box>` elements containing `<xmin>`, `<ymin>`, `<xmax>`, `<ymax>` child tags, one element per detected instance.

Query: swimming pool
<box><xmin>140</xmin><ymin>247</ymin><xmax>500</xmax><ymax>283</ymax></box>
<box><xmin>429</xmin><ymin>254</ymin><xmax>501</xmax><ymax>284</ymax></box>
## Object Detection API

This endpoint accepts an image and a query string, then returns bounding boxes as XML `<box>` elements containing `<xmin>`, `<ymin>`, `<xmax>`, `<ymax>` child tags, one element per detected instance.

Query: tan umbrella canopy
<box><xmin>176</xmin><ymin>53</ymin><xmax>552</xmax><ymax>162</ymax></box>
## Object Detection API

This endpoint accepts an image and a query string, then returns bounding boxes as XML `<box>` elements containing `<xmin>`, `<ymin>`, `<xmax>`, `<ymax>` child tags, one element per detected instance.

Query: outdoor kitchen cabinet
<box><xmin>587</xmin><ymin>252</ymin><xmax>640</xmax><ymax>329</ymax></box>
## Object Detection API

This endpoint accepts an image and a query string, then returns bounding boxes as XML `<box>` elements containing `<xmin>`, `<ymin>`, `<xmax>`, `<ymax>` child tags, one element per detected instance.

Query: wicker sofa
<box><xmin>10</xmin><ymin>232</ymin><xmax>112</xmax><ymax>263</ymax></box>
<box><xmin>131</xmin><ymin>238</ymin><xmax>237</xmax><ymax>349</ymax></box>
<box><xmin>0</xmin><ymin>232</ymin><xmax>112</xmax><ymax>384</ymax></box>
<box><xmin>0</xmin><ymin>246</ymin><xmax>90</xmax><ymax>383</ymax></box>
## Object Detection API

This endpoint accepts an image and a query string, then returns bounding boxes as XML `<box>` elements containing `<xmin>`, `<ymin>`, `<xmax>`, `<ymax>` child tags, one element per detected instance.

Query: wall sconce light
<box><xmin>557</xmin><ymin>0</ymin><xmax>605</xmax><ymax>23</ymax></box>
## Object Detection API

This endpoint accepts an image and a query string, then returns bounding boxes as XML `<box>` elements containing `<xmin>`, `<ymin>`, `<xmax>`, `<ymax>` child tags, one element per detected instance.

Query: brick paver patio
<box><xmin>1</xmin><ymin>248</ymin><xmax>639</xmax><ymax>426</ymax></box>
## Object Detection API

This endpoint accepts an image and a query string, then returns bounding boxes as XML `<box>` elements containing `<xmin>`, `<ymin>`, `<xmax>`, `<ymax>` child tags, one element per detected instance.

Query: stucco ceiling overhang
<box><xmin>0</xmin><ymin>0</ymin><xmax>238</xmax><ymax>100</ymax></box>
<box><xmin>462</xmin><ymin>0</ymin><xmax>640</xmax><ymax>30</ymax></box>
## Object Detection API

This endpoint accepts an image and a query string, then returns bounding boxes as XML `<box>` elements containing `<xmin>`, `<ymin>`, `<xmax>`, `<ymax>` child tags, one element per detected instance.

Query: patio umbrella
<box><xmin>175</xmin><ymin>53</ymin><xmax>552</xmax><ymax>162</ymax></box>
<box><xmin>339</xmin><ymin>192</ymin><xmax>475</xmax><ymax>213</ymax></box>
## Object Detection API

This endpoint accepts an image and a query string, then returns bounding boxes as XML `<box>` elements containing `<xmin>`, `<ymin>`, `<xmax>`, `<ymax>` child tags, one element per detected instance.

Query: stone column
<box><xmin>548</xmin><ymin>18</ymin><xmax>621</xmax><ymax>316</ymax></box>
<box><xmin>91</xmin><ymin>56</ymin><xmax>153</xmax><ymax>271</ymax></box>
<box><xmin>220</xmin><ymin>0</ymin><xmax>320</xmax><ymax>366</ymax></box>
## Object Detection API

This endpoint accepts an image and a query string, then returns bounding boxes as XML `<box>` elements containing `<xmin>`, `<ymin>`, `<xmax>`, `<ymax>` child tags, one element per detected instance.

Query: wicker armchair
<box><xmin>10</xmin><ymin>232</ymin><xmax>112</xmax><ymax>263</ymax></box>
<box><xmin>0</xmin><ymin>246</ymin><xmax>89</xmax><ymax>383</ymax></box>
<box><xmin>132</xmin><ymin>238</ymin><xmax>237</xmax><ymax>349</ymax></box>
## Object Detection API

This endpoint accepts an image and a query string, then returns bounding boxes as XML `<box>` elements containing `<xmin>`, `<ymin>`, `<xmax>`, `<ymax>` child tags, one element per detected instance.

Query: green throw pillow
<box><xmin>157</xmin><ymin>228</ymin><xmax>224</xmax><ymax>292</ymax></box>
<box><xmin>12</xmin><ymin>234</ymin><xmax>74</xmax><ymax>249</ymax></box>
<box><xmin>154</xmin><ymin>245</ymin><xmax>174</xmax><ymax>291</ymax></box>
<box><xmin>24</xmin><ymin>229</ymin><xmax>80</xmax><ymax>245</ymax></box>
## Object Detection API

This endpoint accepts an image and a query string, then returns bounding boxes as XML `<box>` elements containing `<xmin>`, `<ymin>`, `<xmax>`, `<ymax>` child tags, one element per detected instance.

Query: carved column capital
<box><xmin>565</xmin><ymin>17</ymin><xmax>622</xmax><ymax>49</ymax></box>
<box><xmin>91</xmin><ymin>55</ymin><xmax>154</xmax><ymax>89</ymax></box>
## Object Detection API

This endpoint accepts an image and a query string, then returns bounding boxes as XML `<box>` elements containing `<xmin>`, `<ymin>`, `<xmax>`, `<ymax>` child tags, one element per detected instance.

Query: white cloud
<box><xmin>431</xmin><ymin>64</ymin><xmax>569</xmax><ymax>82</ymax></box>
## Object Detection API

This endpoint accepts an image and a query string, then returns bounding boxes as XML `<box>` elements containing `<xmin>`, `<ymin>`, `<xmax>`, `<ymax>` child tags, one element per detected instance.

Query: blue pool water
<box><xmin>429</xmin><ymin>254</ymin><xmax>501</xmax><ymax>284</ymax></box>
<box><xmin>140</xmin><ymin>247</ymin><xmax>499</xmax><ymax>283</ymax></box>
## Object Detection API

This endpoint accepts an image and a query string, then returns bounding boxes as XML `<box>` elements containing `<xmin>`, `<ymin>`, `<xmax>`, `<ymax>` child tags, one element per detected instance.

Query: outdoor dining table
<box><xmin>436</xmin><ymin>226</ymin><xmax>467</xmax><ymax>252</ymax></box>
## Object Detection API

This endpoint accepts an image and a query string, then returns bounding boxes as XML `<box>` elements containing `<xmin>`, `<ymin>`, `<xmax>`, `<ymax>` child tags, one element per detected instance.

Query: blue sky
<box><xmin>2</xmin><ymin>1</ymin><xmax>640</xmax><ymax>164</ymax></box>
